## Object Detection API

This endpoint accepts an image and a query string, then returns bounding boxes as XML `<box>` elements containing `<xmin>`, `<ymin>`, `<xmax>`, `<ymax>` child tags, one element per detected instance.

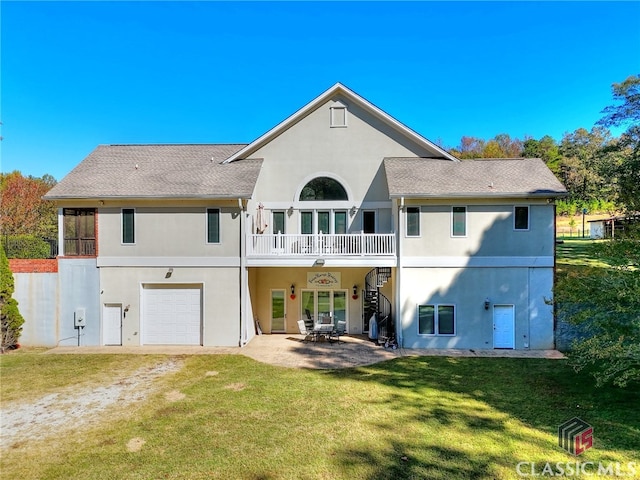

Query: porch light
<box><xmin>352</xmin><ymin>285</ymin><xmax>358</xmax><ymax>300</ymax></box>
<box><xmin>290</xmin><ymin>284</ymin><xmax>296</xmax><ymax>300</ymax></box>
<box><xmin>314</xmin><ymin>258</ymin><xmax>325</xmax><ymax>267</ymax></box>
<box><xmin>484</xmin><ymin>298</ymin><xmax>490</xmax><ymax>310</ymax></box>
<box><xmin>350</xmin><ymin>205</ymin><xmax>357</xmax><ymax>216</ymax></box>
<box><xmin>287</xmin><ymin>206</ymin><xmax>294</xmax><ymax>216</ymax></box>
<box><xmin>166</xmin><ymin>268</ymin><xmax>173</xmax><ymax>279</ymax></box>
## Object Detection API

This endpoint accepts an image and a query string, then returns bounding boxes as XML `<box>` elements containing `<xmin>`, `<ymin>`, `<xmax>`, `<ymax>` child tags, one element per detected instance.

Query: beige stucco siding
<box><xmin>97</xmin><ymin>202</ymin><xmax>241</xmax><ymax>259</ymax></box>
<box><xmin>400</xmin><ymin>266</ymin><xmax>554</xmax><ymax>349</ymax></box>
<box><xmin>248</xmin><ymin>266</ymin><xmax>373</xmax><ymax>335</ymax></box>
<box><xmin>100</xmin><ymin>266</ymin><xmax>240</xmax><ymax>346</ymax></box>
<box><xmin>401</xmin><ymin>201</ymin><xmax>555</xmax><ymax>258</ymax></box>
<box><xmin>249</xmin><ymin>96</ymin><xmax>434</xmax><ymax>210</ymax></box>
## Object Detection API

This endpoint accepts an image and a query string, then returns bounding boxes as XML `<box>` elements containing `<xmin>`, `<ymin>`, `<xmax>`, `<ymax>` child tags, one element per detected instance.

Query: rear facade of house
<box><xmin>42</xmin><ymin>84</ymin><xmax>567</xmax><ymax>350</ymax></box>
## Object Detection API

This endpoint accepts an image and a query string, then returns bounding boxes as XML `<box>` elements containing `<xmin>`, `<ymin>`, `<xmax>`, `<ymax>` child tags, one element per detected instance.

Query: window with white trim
<box><xmin>452</xmin><ymin>206</ymin><xmax>466</xmax><ymax>237</ymax></box>
<box><xmin>122</xmin><ymin>208</ymin><xmax>135</xmax><ymax>244</ymax></box>
<box><xmin>514</xmin><ymin>206</ymin><xmax>529</xmax><ymax>230</ymax></box>
<box><xmin>301</xmin><ymin>209</ymin><xmax>348</xmax><ymax>234</ymax></box>
<box><xmin>300</xmin><ymin>177</ymin><xmax>348</xmax><ymax>201</ymax></box>
<box><xmin>406</xmin><ymin>207</ymin><xmax>420</xmax><ymax>237</ymax></box>
<box><xmin>418</xmin><ymin>304</ymin><xmax>456</xmax><ymax>335</ymax></box>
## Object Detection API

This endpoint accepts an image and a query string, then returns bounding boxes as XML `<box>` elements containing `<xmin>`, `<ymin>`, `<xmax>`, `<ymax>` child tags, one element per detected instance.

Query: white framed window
<box><xmin>300</xmin><ymin>209</ymin><xmax>349</xmax><ymax>234</ymax></box>
<box><xmin>418</xmin><ymin>304</ymin><xmax>456</xmax><ymax>336</ymax></box>
<box><xmin>406</xmin><ymin>207</ymin><xmax>420</xmax><ymax>237</ymax></box>
<box><xmin>514</xmin><ymin>205</ymin><xmax>530</xmax><ymax>231</ymax></box>
<box><xmin>452</xmin><ymin>206</ymin><xmax>467</xmax><ymax>237</ymax></box>
<box><xmin>334</xmin><ymin>210</ymin><xmax>347</xmax><ymax>234</ymax></box>
<box><xmin>301</xmin><ymin>211</ymin><xmax>314</xmax><ymax>234</ymax></box>
<box><xmin>330</xmin><ymin>106</ymin><xmax>347</xmax><ymax>127</ymax></box>
<box><xmin>206</xmin><ymin>208</ymin><xmax>220</xmax><ymax>244</ymax></box>
<box><xmin>121</xmin><ymin>208</ymin><xmax>135</xmax><ymax>245</ymax></box>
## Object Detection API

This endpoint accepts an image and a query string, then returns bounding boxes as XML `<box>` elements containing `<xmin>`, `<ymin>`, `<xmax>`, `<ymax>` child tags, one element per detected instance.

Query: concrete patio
<box><xmin>46</xmin><ymin>334</ymin><xmax>565</xmax><ymax>369</ymax></box>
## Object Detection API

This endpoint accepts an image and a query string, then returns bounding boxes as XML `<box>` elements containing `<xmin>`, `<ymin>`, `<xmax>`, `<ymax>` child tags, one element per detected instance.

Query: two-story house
<box><xmin>44</xmin><ymin>83</ymin><xmax>566</xmax><ymax>350</ymax></box>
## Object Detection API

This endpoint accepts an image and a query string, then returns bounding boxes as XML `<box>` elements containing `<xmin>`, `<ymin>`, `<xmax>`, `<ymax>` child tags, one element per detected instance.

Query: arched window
<box><xmin>299</xmin><ymin>177</ymin><xmax>348</xmax><ymax>201</ymax></box>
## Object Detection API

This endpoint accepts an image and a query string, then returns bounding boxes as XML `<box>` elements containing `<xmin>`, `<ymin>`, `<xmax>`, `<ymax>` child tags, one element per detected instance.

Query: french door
<box><xmin>301</xmin><ymin>290</ymin><xmax>347</xmax><ymax>326</ymax></box>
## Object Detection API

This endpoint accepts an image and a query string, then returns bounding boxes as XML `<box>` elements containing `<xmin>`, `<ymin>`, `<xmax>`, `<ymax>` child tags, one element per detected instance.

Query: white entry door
<box><xmin>493</xmin><ymin>305</ymin><xmax>515</xmax><ymax>349</ymax></box>
<box><xmin>103</xmin><ymin>304</ymin><xmax>122</xmax><ymax>345</ymax></box>
<box><xmin>142</xmin><ymin>285</ymin><xmax>202</xmax><ymax>345</ymax></box>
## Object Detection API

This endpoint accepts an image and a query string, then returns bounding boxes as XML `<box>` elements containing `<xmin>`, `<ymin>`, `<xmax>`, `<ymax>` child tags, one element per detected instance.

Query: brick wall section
<box><xmin>9</xmin><ymin>259</ymin><xmax>58</xmax><ymax>273</ymax></box>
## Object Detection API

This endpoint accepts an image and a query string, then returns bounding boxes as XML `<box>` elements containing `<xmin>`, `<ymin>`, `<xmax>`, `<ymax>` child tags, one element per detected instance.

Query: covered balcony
<box><xmin>246</xmin><ymin>232</ymin><xmax>396</xmax><ymax>258</ymax></box>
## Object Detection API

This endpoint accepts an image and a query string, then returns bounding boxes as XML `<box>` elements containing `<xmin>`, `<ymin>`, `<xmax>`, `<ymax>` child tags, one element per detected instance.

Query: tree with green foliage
<box><xmin>522</xmin><ymin>135</ymin><xmax>562</xmax><ymax>174</ymax></box>
<box><xmin>555</xmin><ymin>76</ymin><xmax>640</xmax><ymax>387</ymax></box>
<box><xmin>558</xmin><ymin>127</ymin><xmax>616</xmax><ymax>205</ymax></box>
<box><xmin>0</xmin><ymin>245</ymin><xmax>24</xmax><ymax>351</ymax></box>
<box><xmin>557</xmin><ymin>234</ymin><xmax>640</xmax><ymax>387</ymax></box>
<box><xmin>597</xmin><ymin>74</ymin><xmax>640</xmax><ymax>212</ymax></box>
<box><xmin>450</xmin><ymin>133</ymin><xmax>524</xmax><ymax>159</ymax></box>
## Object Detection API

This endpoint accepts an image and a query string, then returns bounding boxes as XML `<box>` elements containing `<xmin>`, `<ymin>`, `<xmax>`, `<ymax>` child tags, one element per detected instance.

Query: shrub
<box><xmin>1</xmin><ymin>245</ymin><xmax>24</xmax><ymax>351</ymax></box>
<box><xmin>3</xmin><ymin>235</ymin><xmax>52</xmax><ymax>259</ymax></box>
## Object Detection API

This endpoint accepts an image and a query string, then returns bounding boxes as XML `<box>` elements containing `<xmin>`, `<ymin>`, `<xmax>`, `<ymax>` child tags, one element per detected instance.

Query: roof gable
<box><xmin>223</xmin><ymin>83</ymin><xmax>458</xmax><ymax>163</ymax></box>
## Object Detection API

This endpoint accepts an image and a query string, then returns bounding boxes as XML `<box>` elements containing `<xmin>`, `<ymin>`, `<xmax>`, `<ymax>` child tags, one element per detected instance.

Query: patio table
<box><xmin>311</xmin><ymin>323</ymin><xmax>335</xmax><ymax>342</ymax></box>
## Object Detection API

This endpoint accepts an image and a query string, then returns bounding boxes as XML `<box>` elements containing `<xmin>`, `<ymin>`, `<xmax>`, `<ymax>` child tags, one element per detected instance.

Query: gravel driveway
<box><xmin>0</xmin><ymin>358</ymin><xmax>183</xmax><ymax>450</ymax></box>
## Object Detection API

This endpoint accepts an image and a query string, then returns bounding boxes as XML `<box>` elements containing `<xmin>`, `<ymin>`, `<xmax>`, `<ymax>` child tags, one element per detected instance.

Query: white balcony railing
<box><xmin>246</xmin><ymin>233</ymin><xmax>396</xmax><ymax>257</ymax></box>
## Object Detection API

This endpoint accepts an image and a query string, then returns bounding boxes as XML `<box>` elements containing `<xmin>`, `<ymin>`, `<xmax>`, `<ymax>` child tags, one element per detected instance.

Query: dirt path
<box><xmin>0</xmin><ymin>358</ymin><xmax>183</xmax><ymax>450</ymax></box>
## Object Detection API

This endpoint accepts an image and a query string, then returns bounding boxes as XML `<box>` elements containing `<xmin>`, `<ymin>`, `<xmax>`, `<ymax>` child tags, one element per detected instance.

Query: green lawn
<box><xmin>1</xmin><ymin>352</ymin><xmax>639</xmax><ymax>479</ymax></box>
<box><xmin>556</xmin><ymin>238</ymin><xmax>611</xmax><ymax>268</ymax></box>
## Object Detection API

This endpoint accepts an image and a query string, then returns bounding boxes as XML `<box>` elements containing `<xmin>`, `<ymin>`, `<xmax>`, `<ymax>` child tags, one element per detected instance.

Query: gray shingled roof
<box><xmin>44</xmin><ymin>144</ymin><xmax>262</xmax><ymax>199</ymax></box>
<box><xmin>383</xmin><ymin>157</ymin><xmax>567</xmax><ymax>198</ymax></box>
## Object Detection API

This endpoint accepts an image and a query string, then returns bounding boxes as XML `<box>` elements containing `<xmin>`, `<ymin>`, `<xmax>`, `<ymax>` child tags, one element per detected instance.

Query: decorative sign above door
<box><xmin>307</xmin><ymin>272</ymin><xmax>341</xmax><ymax>288</ymax></box>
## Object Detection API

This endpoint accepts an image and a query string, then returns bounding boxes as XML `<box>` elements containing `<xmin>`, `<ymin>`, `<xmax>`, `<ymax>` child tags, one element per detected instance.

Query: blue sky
<box><xmin>2</xmin><ymin>1</ymin><xmax>639</xmax><ymax>181</ymax></box>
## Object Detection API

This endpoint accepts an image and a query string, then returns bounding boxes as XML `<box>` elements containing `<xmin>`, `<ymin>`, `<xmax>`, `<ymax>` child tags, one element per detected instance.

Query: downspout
<box><xmin>57</xmin><ymin>208</ymin><xmax>64</xmax><ymax>257</ymax></box>
<box><xmin>395</xmin><ymin>197</ymin><xmax>404</xmax><ymax>347</ymax></box>
<box><xmin>552</xmin><ymin>200</ymin><xmax>557</xmax><ymax>349</ymax></box>
<box><xmin>238</xmin><ymin>198</ymin><xmax>246</xmax><ymax>347</ymax></box>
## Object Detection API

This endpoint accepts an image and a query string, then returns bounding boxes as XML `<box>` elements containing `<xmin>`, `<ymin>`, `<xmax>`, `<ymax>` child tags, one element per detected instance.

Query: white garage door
<box><xmin>142</xmin><ymin>285</ymin><xmax>202</xmax><ymax>345</ymax></box>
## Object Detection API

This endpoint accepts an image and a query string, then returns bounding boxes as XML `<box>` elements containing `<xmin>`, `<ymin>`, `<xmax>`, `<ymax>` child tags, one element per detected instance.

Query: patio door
<box><xmin>272</xmin><ymin>211</ymin><xmax>286</xmax><ymax>251</ymax></box>
<box><xmin>271</xmin><ymin>290</ymin><xmax>286</xmax><ymax>333</ymax></box>
<box><xmin>363</xmin><ymin>211</ymin><xmax>376</xmax><ymax>233</ymax></box>
<box><xmin>301</xmin><ymin>290</ymin><xmax>347</xmax><ymax>327</ymax></box>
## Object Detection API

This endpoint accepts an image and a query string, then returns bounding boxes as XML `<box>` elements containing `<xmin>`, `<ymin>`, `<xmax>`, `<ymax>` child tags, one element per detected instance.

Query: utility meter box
<box><xmin>74</xmin><ymin>308</ymin><xmax>86</xmax><ymax>328</ymax></box>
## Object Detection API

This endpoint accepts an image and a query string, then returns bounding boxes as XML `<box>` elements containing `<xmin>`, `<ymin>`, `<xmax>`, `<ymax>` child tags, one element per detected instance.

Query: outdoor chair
<box><xmin>329</xmin><ymin>320</ymin><xmax>347</xmax><ymax>343</ymax></box>
<box><xmin>304</xmin><ymin>309</ymin><xmax>314</xmax><ymax>331</ymax></box>
<box><xmin>297</xmin><ymin>320</ymin><xmax>312</xmax><ymax>342</ymax></box>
